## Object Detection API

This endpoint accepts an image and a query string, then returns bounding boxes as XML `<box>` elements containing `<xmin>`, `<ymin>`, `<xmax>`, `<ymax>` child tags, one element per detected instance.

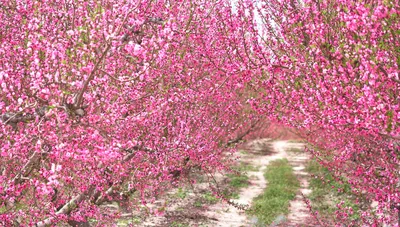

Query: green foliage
<box><xmin>0</xmin><ymin>206</ymin><xmax>7</xmax><ymax>214</ymax></box>
<box><xmin>386</xmin><ymin>110</ymin><xmax>394</xmax><ymax>133</ymax></box>
<box><xmin>247</xmin><ymin>159</ymin><xmax>299</xmax><ymax>225</ymax></box>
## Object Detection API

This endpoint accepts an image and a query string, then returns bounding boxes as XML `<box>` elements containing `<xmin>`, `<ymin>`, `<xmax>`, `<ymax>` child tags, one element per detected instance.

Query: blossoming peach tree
<box><xmin>0</xmin><ymin>0</ymin><xmax>259</xmax><ymax>225</ymax></box>
<box><xmin>238</xmin><ymin>0</ymin><xmax>399</xmax><ymax>225</ymax></box>
<box><xmin>1</xmin><ymin>0</ymin><xmax>399</xmax><ymax>226</ymax></box>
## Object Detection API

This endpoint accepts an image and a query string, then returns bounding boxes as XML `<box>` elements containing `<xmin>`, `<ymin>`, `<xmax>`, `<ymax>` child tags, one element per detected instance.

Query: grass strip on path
<box><xmin>247</xmin><ymin>158</ymin><xmax>299</xmax><ymax>225</ymax></box>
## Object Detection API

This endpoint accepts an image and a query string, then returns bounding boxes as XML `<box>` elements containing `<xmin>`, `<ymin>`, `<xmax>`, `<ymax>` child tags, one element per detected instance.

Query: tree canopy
<box><xmin>1</xmin><ymin>0</ymin><xmax>399</xmax><ymax>226</ymax></box>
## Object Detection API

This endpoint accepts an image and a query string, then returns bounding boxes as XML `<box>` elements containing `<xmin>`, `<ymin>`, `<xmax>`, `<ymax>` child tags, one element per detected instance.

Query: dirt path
<box><xmin>274</xmin><ymin>141</ymin><xmax>314</xmax><ymax>226</ymax></box>
<box><xmin>203</xmin><ymin>139</ymin><xmax>313</xmax><ymax>227</ymax></box>
<box><xmin>203</xmin><ymin>138</ymin><xmax>283</xmax><ymax>226</ymax></box>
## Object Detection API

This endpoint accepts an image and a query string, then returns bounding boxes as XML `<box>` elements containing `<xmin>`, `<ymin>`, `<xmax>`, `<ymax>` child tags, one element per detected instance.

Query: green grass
<box><xmin>287</xmin><ymin>140</ymin><xmax>303</xmax><ymax>143</ymax></box>
<box><xmin>174</xmin><ymin>188</ymin><xmax>188</xmax><ymax>199</ymax></box>
<box><xmin>227</xmin><ymin>162</ymin><xmax>257</xmax><ymax>189</ymax></box>
<box><xmin>202</xmin><ymin>192</ymin><xmax>219</xmax><ymax>204</ymax></box>
<box><xmin>306</xmin><ymin>159</ymin><xmax>362</xmax><ymax>222</ymax></box>
<box><xmin>232</xmin><ymin>162</ymin><xmax>260</xmax><ymax>172</ymax></box>
<box><xmin>194</xmin><ymin>200</ymin><xmax>203</xmax><ymax>207</ymax></box>
<box><xmin>170</xmin><ymin>221</ymin><xmax>189</xmax><ymax>227</ymax></box>
<box><xmin>193</xmin><ymin>191</ymin><xmax>219</xmax><ymax>208</ymax></box>
<box><xmin>117</xmin><ymin>216</ymin><xmax>142</xmax><ymax>226</ymax></box>
<box><xmin>247</xmin><ymin>159</ymin><xmax>299</xmax><ymax>225</ymax></box>
<box><xmin>192</xmin><ymin>162</ymin><xmax>255</xmax><ymax>209</ymax></box>
<box><xmin>227</xmin><ymin>173</ymin><xmax>249</xmax><ymax>188</ymax></box>
<box><xmin>213</xmin><ymin>162</ymin><xmax>255</xmax><ymax>201</ymax></box>
<box><xmin>286</xmin><ymin>147</ymin><xmax>303</xmax><ymax>153</ymax></box>
<box><xmin>219</xmin><ymin>187</ymin><xmax>240</xmax><ymax>200</ymax></box>
<box><xmin>227</xmin><ymin>191</ymin><xmax>240</xmax><ymax>200</ymax></box>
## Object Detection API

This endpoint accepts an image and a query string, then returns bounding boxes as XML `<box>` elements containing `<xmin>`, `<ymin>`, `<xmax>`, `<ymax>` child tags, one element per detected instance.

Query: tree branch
<box><xmin>227</xmin><ymin>119</ymin><xmax>260</xmax><ymax>146</ymax></box>
<box><xmin>74</xmin><ymin>43</ymin><xmax>111</xmax><ymax>108</ymax></box>
<box><xmin>36</xmin><ymin>186</ymin><xmax>95</xmax><ymax>227</ymax></box>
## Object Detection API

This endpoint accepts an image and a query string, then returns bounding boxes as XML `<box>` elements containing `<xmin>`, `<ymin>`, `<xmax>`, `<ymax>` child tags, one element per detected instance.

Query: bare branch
<box><xmin>74</xmin><ymin>43</ymin><xmax>112</xmax><ymax>108</ymax></box>
<box><xmin>36</xmin><ymin>186</ymin><xmax>95</xmax><ymax>227</ymax></box>
<box><xmin>227</xmin><ymin>119</ymin><xmax>260</xmax><ymax>146</ymax></box>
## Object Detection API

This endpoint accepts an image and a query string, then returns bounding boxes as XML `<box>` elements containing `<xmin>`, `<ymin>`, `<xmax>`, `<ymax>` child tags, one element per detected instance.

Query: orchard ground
<box><xmin>108</xmin><ymin>126</ymin><xmax>324</xmax><ymax>227</ymax></box>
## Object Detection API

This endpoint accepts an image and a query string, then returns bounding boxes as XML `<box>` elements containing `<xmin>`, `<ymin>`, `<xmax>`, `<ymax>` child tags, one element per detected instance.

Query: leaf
<box><xmin>386</xmin><ymin>110</ymin><xmax>393</xmax><ymax>133</ymax></box>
